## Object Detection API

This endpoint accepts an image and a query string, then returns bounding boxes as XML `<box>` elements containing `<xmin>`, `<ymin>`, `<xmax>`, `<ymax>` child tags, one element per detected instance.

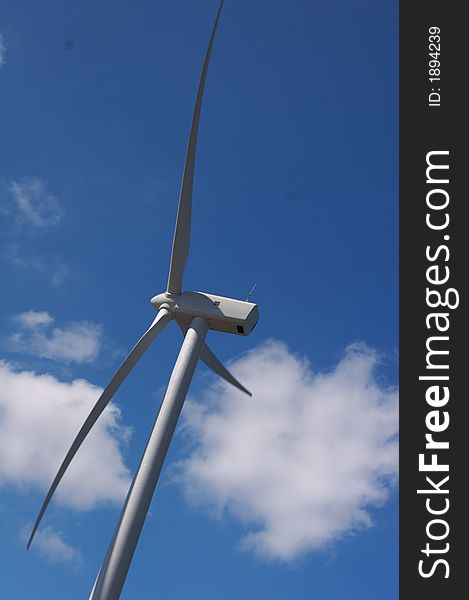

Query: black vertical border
<box><xmin>400</xmin><ymin>2</ymin><xmax>466</xmax><ymax>598</ymax></box>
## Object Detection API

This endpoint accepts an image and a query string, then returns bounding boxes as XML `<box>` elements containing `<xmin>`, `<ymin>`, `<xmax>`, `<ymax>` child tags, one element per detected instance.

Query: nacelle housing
<box><xmin>151</xmin><ymin>291</ymin><xmax>259</xmax><ymax>336</ymax></box>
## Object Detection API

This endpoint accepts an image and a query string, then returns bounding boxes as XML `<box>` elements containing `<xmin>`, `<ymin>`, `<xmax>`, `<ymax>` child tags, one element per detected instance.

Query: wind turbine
<box><xmin>27</xmin><ymin>1</ymin><xmax>258</xmax><ymax>598</ymax></box>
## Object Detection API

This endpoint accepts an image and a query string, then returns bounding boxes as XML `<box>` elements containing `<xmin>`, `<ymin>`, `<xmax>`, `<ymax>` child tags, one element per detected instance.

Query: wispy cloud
<box><xmin>9</xmin><ymin>176</ymin><xmax>63</xmax><ymax>229</ymax></box>
<box><xmin>1</xmin><ymin>176</ymin><xmax>69</xmax><ymax>284</ymax></box>
<box><xmin>0</xmin><ymin>34</ymin><xmax>6</xmax><ymax>67</ymax></box>
<box><xmin>5</xmin><ymin>243</ymin><xmax>70</xmax><ymax>286</ymax></box>
<box><xmin>8</xmin><ymin>311</ymin><xmax>103</xmax><ymax>364</ymax></box>
<box><xmin>176</xmin><ymin>340</ymin><xmax>398</xmax><ymax>562</ymax></box>
<box><xmin>5</xmin><ymin>242</ymin><xmax>43</xmax><ymax>269</ymax></box>
<box><xmin>0</xmin><ymin>361</ymin><xmax>131</xmax><ymax>510</ymax></box>
<box><xmin>21</xmin><ymin>525</ymin><xmax>83</xmax><ymax>566</ymax></box>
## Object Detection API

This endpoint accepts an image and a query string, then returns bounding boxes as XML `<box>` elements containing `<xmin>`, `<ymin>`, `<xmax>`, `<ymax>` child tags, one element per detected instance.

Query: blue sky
<box><xmin>0</xmin><ymin>1</ymin><xmax>398</xmax><ymax>598</ymax></box>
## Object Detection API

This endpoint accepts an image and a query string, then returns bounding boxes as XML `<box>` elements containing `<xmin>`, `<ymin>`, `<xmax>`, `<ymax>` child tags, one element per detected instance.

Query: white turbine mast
<box><xmin>27</xmin><ymin>1</ymin><xmax>259</xmax><ymax>598</ymax></box>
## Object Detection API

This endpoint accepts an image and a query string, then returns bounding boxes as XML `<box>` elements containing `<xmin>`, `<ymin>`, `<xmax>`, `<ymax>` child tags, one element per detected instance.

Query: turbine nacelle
<box><xmin>151</xmin><ymin>291</ymin><xmax>259</xmax><ymax>336</ymax></box>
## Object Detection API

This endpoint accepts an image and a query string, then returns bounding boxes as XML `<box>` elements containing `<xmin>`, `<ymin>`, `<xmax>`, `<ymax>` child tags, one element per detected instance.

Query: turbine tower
<box><xmin>27</xmin><ymin>2</ymin><xmax>259</xmax><ymax>598</ymax></box>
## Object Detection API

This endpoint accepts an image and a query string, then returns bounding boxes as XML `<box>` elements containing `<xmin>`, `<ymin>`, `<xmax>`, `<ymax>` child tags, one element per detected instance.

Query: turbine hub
<box><xmin>151</xmin><ymin>292</ymin><xmax>177</xmax><ymax>312</ymax></box>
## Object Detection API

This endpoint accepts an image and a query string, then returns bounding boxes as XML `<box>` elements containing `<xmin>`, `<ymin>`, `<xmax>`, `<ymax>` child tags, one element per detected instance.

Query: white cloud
<box><xmin>0</xmin><ymin>34</ymin><xmax>6</xmax><ymax>67</ymax></box>
<box><xmin>15</xmin><ymin>310</ymin><xmax>54</xmax><ymax>329</ymax></box>
<box><xmin>10</xmin><ymin>177</ymin><xmax>63</xmax><ymax>228</ymax></box>
<box><xmin>0</xmin><ymin>361</ymin><xmax>131</xmax><ymax>511</ymax></box>
<box><xmin>9</xmin><ymin>311</ymin><xmax>102</xmax><ymax>364</ymax></box>
<box><xmin>176</xmin><ymin>340</ymin><xmax>398</xmax><ymax>562</ymax></box>
<box><xmin>22</xmin><ymin>525</ymin><xmax>83</xmax><ymax>566</ymax></box>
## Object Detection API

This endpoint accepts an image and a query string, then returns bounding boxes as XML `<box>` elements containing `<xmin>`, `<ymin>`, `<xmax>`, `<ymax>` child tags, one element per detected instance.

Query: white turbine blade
<box><xmin>166</xmin><ymin>0</ymin><xmax>225</xmax><ymax>295</ymax></box>
<box><xmin>27</xmin><ymin>309</ymin><xmax>173</xmax><ymax>550</ymax></box>
<box><xmin>176</xmin><ymin>318</ymin><xmax>250</xmax><ymax>395</ymax></box>
<box><xmin>200</xmin><ymin>343</ymin><xmax>252</xmax><ymax>396</ymax></box>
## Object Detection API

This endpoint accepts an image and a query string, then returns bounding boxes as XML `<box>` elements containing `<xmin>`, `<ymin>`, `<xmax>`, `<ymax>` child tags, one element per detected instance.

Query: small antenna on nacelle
<box><xmin>245</xmin><ymin>283</ymin><xmax>257</xmax><ymax>302</ymax></box>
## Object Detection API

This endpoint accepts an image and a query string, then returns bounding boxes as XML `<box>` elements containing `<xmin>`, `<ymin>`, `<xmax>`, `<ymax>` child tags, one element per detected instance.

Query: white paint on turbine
<box><xmin>28</xmin><ymin>2</ymin><xmax>259</xmax><ymax>599</ymax></box>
